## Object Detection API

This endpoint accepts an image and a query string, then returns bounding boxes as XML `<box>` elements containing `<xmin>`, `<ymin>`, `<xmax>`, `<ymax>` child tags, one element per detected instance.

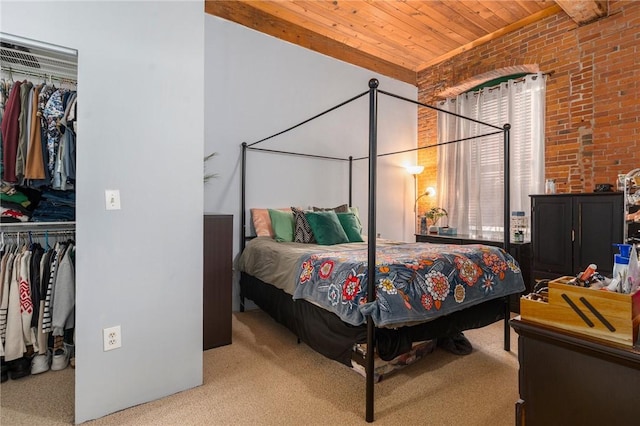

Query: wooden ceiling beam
<box><xmin>204</xmin><ymin>0</ymin><xmax>416</xmax><ymax>86</ymax></box>
<box><xmin>555</xmin><ymin>0</ymin><xmax>609</xmax><ymax>25</ymax></box>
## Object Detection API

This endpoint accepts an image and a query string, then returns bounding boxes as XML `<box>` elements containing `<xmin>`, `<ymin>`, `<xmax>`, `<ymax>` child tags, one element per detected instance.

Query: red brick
<box><xmin>416</xmin><ymin>0</ymin><xmax>640</xmax><ymax>193</ymax></box>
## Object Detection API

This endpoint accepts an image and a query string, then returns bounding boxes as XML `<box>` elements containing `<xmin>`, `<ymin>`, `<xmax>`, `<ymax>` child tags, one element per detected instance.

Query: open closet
<box><xmin>1</xmin><ymin>32</ymin><xmax>77</xmax><ymax>418</ymax></box>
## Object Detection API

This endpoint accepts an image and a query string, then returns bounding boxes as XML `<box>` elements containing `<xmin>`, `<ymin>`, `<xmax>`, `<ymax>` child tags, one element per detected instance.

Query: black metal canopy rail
<box><xmin>240</xmin><ymin>78</ymin><xmax>512</xmax><ymax>423</ymax></box>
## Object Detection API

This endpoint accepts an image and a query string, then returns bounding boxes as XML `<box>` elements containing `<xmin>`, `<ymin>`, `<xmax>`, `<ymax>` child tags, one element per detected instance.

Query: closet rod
<box><xmin>1</xmin><ymin>229</ymin><xmax>75</xmax><ymax>237</ymax></box>
<box><xmin>1</xmin><ymin>66</ymin><xmax>77</xmax><ymax>85</ymax></box>
<box><xmin>0</xmin><ymin>221</ymin><xmax>76</xmax><ymax>232</ymax></box>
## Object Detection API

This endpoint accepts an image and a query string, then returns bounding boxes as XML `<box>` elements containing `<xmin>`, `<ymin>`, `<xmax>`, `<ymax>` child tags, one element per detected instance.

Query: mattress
<box><xmin>238</xmin><ymin>237</ymin><xmax>525</xmax><ymax>328</ymax></box>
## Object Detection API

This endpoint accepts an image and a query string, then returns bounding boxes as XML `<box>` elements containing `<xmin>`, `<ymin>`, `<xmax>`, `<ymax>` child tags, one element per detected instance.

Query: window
<box><xmin>436</xmin><ymin>73</ymin><xmax>545</xmax><ymax>238</ymax></box>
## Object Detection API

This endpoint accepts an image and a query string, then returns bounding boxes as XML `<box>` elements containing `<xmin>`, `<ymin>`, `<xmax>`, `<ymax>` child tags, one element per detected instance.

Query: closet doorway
<box><xmin>1</xmin><ymin>33</ymin><xmax>77</xmax><ymax>423</ymax></box>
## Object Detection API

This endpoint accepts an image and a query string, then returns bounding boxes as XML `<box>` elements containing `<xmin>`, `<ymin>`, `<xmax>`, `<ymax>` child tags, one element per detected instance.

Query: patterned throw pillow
<box><xmin>312</xmin><ymin>204</ymin><xmax>349</xmax><ymax>213</ymax></box>
<box><xmin>291</xmin><ymin>207</ymin><xmax>315</xmax><ymax>243</ymax></box>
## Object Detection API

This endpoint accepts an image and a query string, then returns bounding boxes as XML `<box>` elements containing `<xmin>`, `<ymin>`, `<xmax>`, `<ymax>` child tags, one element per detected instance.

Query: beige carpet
<box><xmin>1</xmin><ymin>310</ymin><xmax>520</xmax><ymax>425</ymax></box>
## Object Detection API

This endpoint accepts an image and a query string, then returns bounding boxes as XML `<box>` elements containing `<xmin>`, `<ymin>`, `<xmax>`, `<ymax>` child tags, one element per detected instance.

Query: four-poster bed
<box><xmin>236</xmin><ymin>79</ymin><xmax>523</xmax><ymax>422</ymax></box>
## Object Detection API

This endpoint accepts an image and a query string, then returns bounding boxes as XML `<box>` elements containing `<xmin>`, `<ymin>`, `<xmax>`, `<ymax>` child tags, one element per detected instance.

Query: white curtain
<box><xmin>436</xmin><ymin>73</ymin><xmax>545</xmax><ymax>237</ymax></box>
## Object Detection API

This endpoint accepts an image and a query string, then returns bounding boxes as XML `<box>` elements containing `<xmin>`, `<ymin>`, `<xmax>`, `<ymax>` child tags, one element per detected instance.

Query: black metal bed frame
<box><xmin>239</xmin><ymin>78</ymin><xmax>512</xmax><ymax>422</ymax></box>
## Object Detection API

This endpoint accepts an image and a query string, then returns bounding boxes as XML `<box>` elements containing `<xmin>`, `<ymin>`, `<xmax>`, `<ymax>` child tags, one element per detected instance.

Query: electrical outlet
<box><xmin>103</xmin><ymin>325</ymin><xmax>122</xmax><ymax>351</ymax></box>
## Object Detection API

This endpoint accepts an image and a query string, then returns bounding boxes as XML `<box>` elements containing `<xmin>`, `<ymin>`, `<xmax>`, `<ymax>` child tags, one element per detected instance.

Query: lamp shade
<box><xmin>406</xmin><ymin>165</ymin><xmax>424</xmax><ymax>175</ymax></box>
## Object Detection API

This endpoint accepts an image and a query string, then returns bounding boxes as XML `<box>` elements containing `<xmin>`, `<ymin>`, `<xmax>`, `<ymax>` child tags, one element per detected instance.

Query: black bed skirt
<box><xmin>240</xmin><ymin>272</ymin><xmax>507</xmax><ymax>366</ymax></box>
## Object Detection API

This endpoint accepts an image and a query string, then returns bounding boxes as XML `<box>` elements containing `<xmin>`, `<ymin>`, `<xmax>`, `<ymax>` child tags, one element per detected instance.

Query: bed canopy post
<box><xmin>502</xmin><ymin>124</ymin><xmax>511</xmax><ymax>350</ymax></box>
<box><xmin>241</xmin><ymin>142</ymin><xmax>247</xmax><ymax>253</ymax></box>
<box><xmin>349</xmin><ymin>156</ymin><xmax>353</xmax><ymax>206</ymax></box>
<box><xmin>240</xmin><ymin>142</ymin><xmax>248</xmax><ymax>312</ymax></box>
<box><xmin>502</xmin><ymin>124</ymin><xmax>511</xmax><ymax>254</ymax></box>
<box><xmin>365</xmin><ymin>78</ymin><xmax>379</xmax><ymax>423</ymax></box>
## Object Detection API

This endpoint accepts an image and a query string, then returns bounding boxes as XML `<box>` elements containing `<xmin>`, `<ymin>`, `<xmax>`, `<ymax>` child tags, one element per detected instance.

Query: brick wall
<box><xmin>415</xmin><ymin>0</ymin><xmax>639</xmax><ymax>202</ymax></box>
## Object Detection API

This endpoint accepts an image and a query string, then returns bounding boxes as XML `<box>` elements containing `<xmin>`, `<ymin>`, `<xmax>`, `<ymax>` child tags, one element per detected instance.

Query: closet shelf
<box><xmin>1</xmin><ymin>32</ymin><xmax>77</xmax><ymax>82</ymax></box>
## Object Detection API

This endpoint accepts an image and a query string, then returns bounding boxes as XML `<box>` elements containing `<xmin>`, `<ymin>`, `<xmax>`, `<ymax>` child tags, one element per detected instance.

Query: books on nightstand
<box><xmin>437</xmin><ymin>227</ymin><xmax>457</xmax><ymax>236</ymax></box>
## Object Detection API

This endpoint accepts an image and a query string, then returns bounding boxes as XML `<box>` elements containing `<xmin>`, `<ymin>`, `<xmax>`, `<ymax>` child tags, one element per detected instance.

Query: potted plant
<box><xmin>425</xmin><ymin>207</ymin><xmax>448</xmax><ymax>234</ymax></box>
<box><xmin>204</xmin><ymin>152</ymin><xmax>218</xmax><ymax>183</ymax></box>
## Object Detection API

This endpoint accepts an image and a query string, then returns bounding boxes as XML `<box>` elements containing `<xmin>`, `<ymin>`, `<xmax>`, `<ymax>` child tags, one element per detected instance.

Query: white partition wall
<box><xmin>204</xmin><ymin>15</ymin><xmax>419</xmax><ymax>312</ymax></box>
<box><xmin>1</xmin><ymin>2</ymin><xmax>204</xmax><ymax>423</ymax></box>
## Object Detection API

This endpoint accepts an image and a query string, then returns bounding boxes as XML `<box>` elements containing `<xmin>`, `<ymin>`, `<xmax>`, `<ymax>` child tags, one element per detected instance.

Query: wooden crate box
<box><xmin>520</xmin><ymin>276</ymin><xmax>640</xmax><ymax>347</ymax></box>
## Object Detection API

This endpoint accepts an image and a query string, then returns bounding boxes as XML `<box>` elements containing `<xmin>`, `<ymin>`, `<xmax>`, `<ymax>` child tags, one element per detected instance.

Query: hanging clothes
<box><xmin>43</xmin><ymin>88</ymin><xmax>67</xmax><ymax>178</ymax></box>
<box><xmin>35</xmin><ymin>84</ymin><xmax>56</xmax><ymax>184</ymax></box>
<box><xmin>1</xmin><ymin>80</ymin><xmax>22</xmax><ymax>183</ymax></box>
<box><xmin>16</xmin><ymin>81</ymin><xmax>34</xmax><ymax>183</ymax></box>
<box><xmin>41</xmin><ymin>242</ymin><xmax>61</xmax><ymax>334</ymax></box>
<box><xmin>4</xmin><ymin>247</ymin><xmax>27</xmax><ymax>361</ymax></box>
<box><xmin>55</xmin><ymin>91</ymin><xmax>77</xmax><ymax>189</ymax></box>
<box><xmin>51</xmin><ymin>242</ymin><xmax>74</xmax><ymax>336</ymax></box>
<box><xmin>0</xmin><ymin>78</ymin><xmax>11</xmax><ymax>178</ymax></box>
<box><xmin>0</xmin><ymin>247</ymin><xmax>13</xmax><ymax>347</ymax></box>
<box><xmin>24</xmin><ymin>84</ymin><xmax>45</xmax><ymax>180</ymax></box>
<box><xmin>0</xmin><ymin>235</ymin><xmax>75</xmax><ymax>367</ymax></box>
<box><xmin>0</xmin><ymin>76</ymin><xmax>77</xmax><ymax>224</ymax></box>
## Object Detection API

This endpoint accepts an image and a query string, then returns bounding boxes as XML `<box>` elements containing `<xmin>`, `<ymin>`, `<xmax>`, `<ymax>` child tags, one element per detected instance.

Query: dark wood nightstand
<box><xmin>203</xmin><ymin>214</ymin><xmax>233</xmax><ymax>350</ymax></box>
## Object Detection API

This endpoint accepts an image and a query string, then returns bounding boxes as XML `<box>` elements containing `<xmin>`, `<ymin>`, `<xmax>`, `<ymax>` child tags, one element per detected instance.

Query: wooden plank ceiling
<box><xmin>205</xmin><ymin>1</ymin><xmax>607</xmax><ymax>85</ymax></box>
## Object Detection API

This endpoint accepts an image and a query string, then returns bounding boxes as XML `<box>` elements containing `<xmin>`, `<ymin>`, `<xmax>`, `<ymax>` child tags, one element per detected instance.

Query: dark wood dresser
<box><xmin>203</xmin><ymin>214</ymin><xmax>233</xmax><ymax>350</ymax></box>
<box><xmin>416</xmin><ymin>233</ymin><xmax>532</xmax><ymax>312</ymax></box>
<box><xmin>510</xmin><ymin>317</ymin><xmax>640</xmax><ymax>426</ymax></box>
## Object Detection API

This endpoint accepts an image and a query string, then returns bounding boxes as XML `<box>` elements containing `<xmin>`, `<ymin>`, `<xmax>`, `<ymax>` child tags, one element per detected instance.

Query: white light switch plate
<box><xmin>105</xmin><ymin>189</ymin><xmax>121</xmax><ymax>210</ymax></box>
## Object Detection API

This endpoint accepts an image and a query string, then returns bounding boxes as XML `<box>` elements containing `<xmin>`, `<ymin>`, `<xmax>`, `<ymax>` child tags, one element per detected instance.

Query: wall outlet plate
<box><xmin>103</xmin><ymin>325</ymin><xmax>122</xmax><ymax>351</ymax></box>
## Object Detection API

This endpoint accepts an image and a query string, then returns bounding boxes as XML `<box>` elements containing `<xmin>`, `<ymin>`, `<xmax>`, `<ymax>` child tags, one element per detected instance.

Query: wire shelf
<box><xmin>0</xmin><ymin>33</ymin><xmax>77</xmax><ymax>82</ymax></box>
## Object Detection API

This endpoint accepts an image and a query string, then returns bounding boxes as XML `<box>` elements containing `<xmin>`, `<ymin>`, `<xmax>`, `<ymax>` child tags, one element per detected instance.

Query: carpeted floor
<box><xmin>1</xmin><ymin>310</ymin><xmax>520</xmax><ymax>425</ymax></box>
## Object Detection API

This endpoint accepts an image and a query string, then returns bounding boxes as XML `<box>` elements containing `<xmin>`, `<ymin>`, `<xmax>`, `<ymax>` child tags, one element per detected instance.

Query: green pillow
<box><xmin>349</xmin><ymin>206</ymin><xmax>363</xmax><ymax>229</ymax></box>
<box><xmin>337</xmin><ymin>212</ymin><xmax>364</xmax><ymax>242</ymax></box>
<box><xmin>268</xmin><ymin>209</ymin><xmax>294</xmax><ymax>242</ymax></box>
<box><xmin>304</xmin><ymin>211</ymin><xmax>349</xmax><ymax>245</ymax></box>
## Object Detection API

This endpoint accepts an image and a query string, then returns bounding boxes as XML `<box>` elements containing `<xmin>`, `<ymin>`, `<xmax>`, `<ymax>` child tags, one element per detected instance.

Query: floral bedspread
<box><xmin>292</xmin><ymin>243</ymin><xmax>525</xmax><ymax>327</ymax></box>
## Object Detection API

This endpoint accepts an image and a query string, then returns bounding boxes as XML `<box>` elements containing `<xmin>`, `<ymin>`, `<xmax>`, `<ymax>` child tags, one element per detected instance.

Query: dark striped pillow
<box><xmin>291</xmin><ymin>207</ymin><xmax>316</xmax><ymax>243</ymax></box>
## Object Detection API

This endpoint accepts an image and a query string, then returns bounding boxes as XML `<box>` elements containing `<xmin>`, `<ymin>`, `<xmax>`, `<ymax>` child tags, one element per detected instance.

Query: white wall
<box><xmin>1</xmin><ymin>1</ymin><xmax>204</xmax><ymax>423</ymax></box>
<box><xmin>204</xmin><ymin>16</ymin><xmax>419</xmax><ymax>310</ymax></box>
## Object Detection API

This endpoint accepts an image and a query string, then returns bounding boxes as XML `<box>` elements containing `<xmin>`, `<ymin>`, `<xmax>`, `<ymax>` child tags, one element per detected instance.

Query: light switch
<box><xmin>105</xmin><ymin>189</ymin><xmax>121</xmax><ymax>210</ymax></box>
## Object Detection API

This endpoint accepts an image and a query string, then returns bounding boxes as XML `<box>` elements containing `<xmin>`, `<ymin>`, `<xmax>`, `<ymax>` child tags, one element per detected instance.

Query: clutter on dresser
<box><xmin>593</xmin><ymin>183</ymin><xmax>613</xmax><ymax>192</ymax></box>
<box><xmin>521</xmin><ymin>254</ymin><xmax>640</xmax><ymax>347</ymax></box>
<box><xmin>623</xmin><ymin>168</ymin><xmax>640</xmax><ymax>245</ymax></box>
<box><xmin>525</xmin><ymin>245</ymin><xmax>639</xmax><ymax>295</ymax></box>
<box><xmin>437</xmin><ymin>226</ymin><xmax>457</xmax><ymax>236</ymax></box>
<box><xmin>544</xmin><ymin>178</ymin><xmax>556</xmax><ymax>194</ymax></box>
<box><xmin>521</xmin><ymin>275</ymin><xmax>640</xmax><ymax>347</ymax></box>
<box><xmin>511</xmin><ymin>211</ymin><xmax>528</xmax><ymax>243</ymax></box>
<box><xmin>425</xmin><ymin>206</ymin><xmax>448</xmax><ymax>234</ymax></box>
